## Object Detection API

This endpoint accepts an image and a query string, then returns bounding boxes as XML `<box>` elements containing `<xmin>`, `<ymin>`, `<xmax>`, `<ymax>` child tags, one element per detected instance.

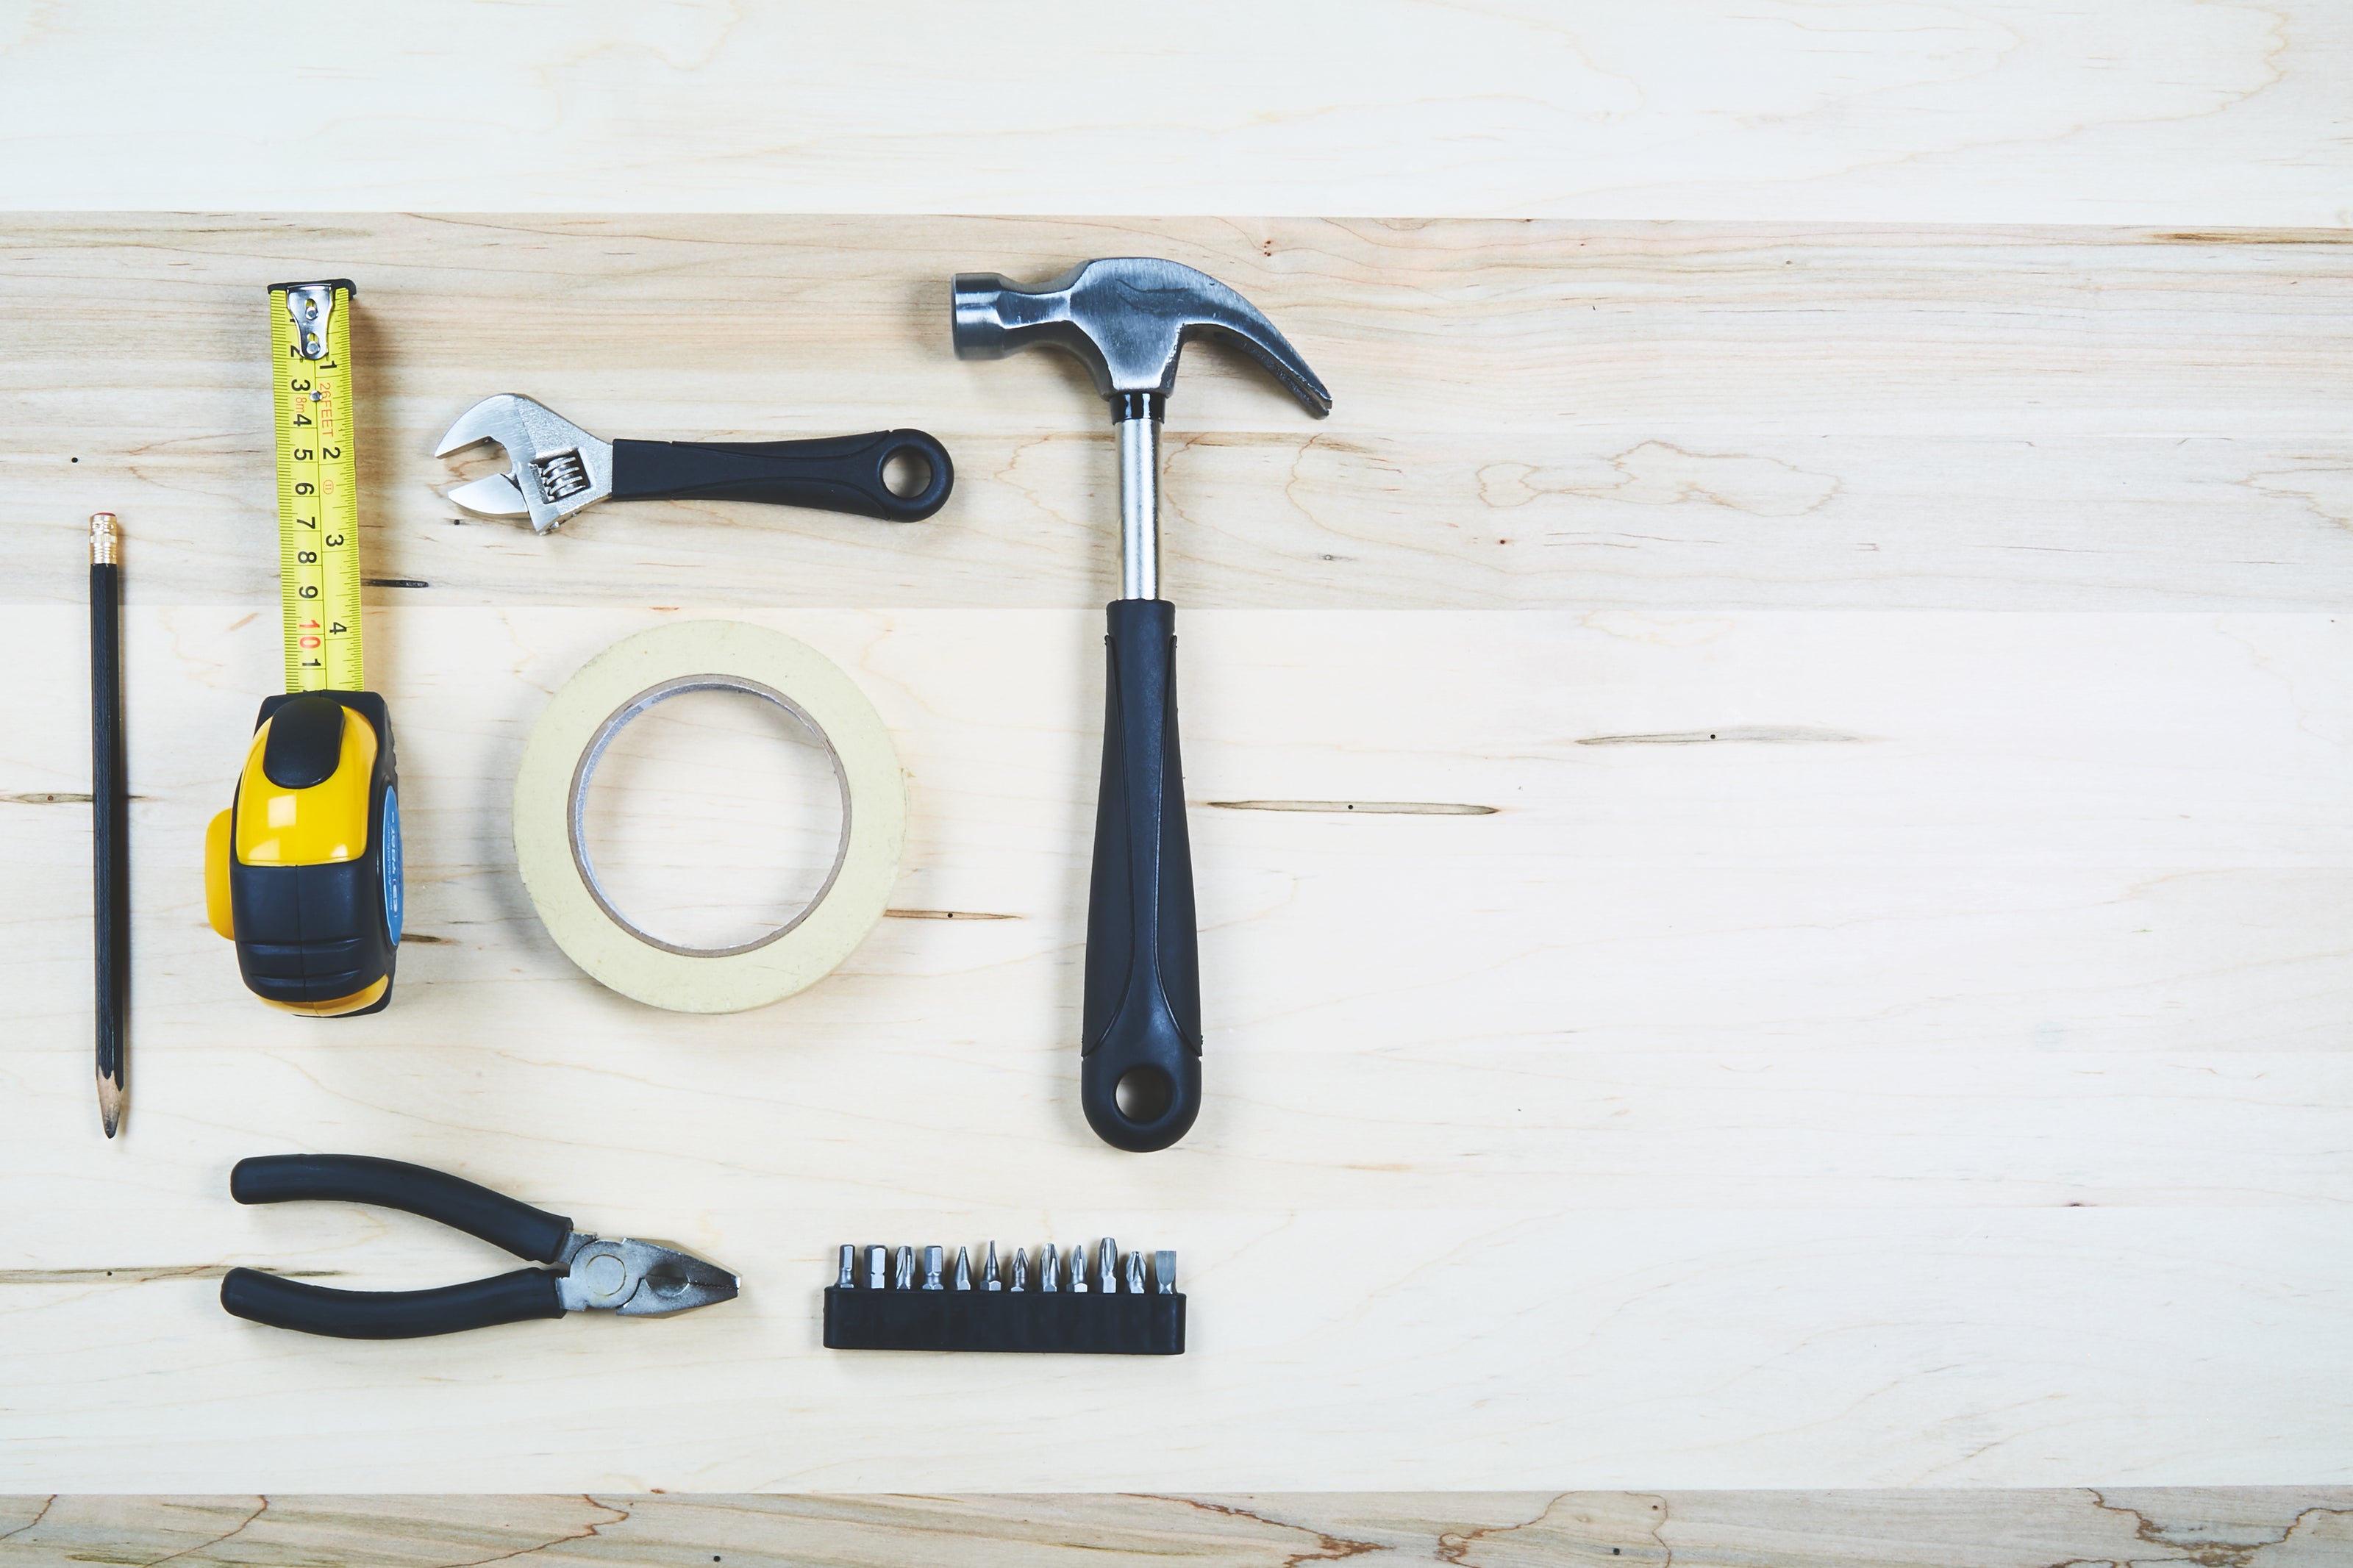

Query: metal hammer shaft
<box><xmin>1116</xmin><ymin>393</ymin><xmax>1163</xmax><ymax>600</ymax></box>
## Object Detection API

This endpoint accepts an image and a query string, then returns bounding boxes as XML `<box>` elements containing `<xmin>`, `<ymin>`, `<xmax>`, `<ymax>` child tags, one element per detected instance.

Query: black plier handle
<box><xmin>219</xmin><ymin>1153</ymin><xmax>737</xmax><ymax>1340</ymax></box>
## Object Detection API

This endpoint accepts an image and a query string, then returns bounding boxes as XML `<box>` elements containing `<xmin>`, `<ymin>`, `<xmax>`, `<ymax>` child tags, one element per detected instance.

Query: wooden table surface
<box><xmin>3</xmin><ymin>4</ymin><xmax>2350</xmax><ymax>1561</ymax></box>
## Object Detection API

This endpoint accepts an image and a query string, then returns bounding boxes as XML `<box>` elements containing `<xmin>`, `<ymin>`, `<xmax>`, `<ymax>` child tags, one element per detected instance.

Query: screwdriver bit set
<box><xmin>823</xmin><ymin>1239</ymin><xmax>1186</xmax><ymax>1354</ymax></box>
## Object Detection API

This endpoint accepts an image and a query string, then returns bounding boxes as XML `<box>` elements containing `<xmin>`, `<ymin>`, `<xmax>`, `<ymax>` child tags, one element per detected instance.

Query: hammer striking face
<box><xmin>949</xmin><ymin>257</ymin><xmax>1330</xmax><ymax>1153</ymax></box>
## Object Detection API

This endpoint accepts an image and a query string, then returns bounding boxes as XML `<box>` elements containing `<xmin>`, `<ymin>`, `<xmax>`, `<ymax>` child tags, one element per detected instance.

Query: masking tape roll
<box><xmin>513</xmin><ymin>620</ymin><xmax>904</xmax><ymax>1013</ymax></box>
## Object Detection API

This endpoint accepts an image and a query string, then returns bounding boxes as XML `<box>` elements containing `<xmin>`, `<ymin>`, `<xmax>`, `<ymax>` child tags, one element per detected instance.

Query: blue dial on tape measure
<box><xmin>382</xmin><ymin>788</ymin><xmax>403</xmax><ymax>945</ymax></box>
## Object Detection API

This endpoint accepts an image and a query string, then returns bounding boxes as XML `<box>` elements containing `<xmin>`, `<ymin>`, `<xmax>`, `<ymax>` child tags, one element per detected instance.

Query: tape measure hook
<box><xmin>280</xmin><ymin>283</ymin><xmax>340</xmax><ymax>362</ymax></box>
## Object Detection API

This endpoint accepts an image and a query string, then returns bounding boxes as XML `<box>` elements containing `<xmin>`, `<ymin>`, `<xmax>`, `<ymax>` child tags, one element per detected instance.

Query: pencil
<box><xmin>90</xmin><ymin>512</ymin><xmax>127</xmax><ymax>1137</ymax></box>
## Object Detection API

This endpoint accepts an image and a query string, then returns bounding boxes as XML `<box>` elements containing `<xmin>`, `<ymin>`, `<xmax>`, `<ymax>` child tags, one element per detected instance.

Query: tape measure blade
<box><xmin>271</xmin><ymin>282</ymin><xmax>364</xmax><ymax>693</ymax></box>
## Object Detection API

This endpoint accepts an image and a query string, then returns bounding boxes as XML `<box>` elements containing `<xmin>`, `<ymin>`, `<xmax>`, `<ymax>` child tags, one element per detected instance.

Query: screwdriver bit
<box><xmin>922</xmin><ymin>1245</ymin><xmax>944</xmax><ymax>1289</ymax></box>
<box><xmin>867</xmin><ymin>1245</ymin><xmax>887</xmax><ymax>1289</ymax></box>
<box><xmin>1070</xmin><ymin>1245</ymin><xmax>1088</xmax><ymax>1293</ymax></box>
<box><xmin>1126</xmin><ymin>1250</ymin><xmax>1146</xmax><ymax>1294</ymax></box>
<box><xmin>982</xmin><ymin>1241</ymin><xmax>1001</xmax><ymax>1290</ymax></box>
<box><xmin>838</xmin><ymin>1245</ymin><xmax>855</xmax><ymax>1289</ymax></box>
<box><xmin>1040</xmin><ymin>1243</ymin><xmax>1059</xmax><ymax>1292</ymax></box>
<box><xmin>1155</xmin><ymin>1250</ymin><xmax>1176</xmax><ymax>1294</ymax></box>
<box><xmin>1099</xmin><ymin>1238</ymin><xmax>1118</xmax><ymax>1293</ymax></box>
<box><xmin>953</xmin><ymin>1246</ymin><xmax>972</xmax><ymax>1290</ymax></box>
<box><xmin>895</xmin><ymin>1245</ymin><xmax>914</xmax><ymax>1290</ymax></box>
<box><xmin>1010</xmin><ymin>1246</ymin><xmax>1028</xmax><ymax>1291</ymax></box>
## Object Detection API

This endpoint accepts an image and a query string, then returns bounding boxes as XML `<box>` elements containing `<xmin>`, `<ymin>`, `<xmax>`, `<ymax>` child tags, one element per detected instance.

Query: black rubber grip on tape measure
<box><xmin>608</xmin><ymin>430</ymin><xmax>953</xmax><ymax>521</ymax></box>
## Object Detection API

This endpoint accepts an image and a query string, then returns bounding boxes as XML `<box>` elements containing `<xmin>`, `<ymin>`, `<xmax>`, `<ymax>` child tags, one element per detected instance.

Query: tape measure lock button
<box><xmin>514</xmin><ymin>622</ymin><xmax>905</xmax><ymax>1014</ymax></box>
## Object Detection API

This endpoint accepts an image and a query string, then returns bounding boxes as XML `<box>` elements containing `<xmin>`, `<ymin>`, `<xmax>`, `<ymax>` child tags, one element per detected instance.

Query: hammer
<box><xmin>951</xmin><ymin>257</ymin><xmax>1331</xmax><ymax>1152</ymax></box>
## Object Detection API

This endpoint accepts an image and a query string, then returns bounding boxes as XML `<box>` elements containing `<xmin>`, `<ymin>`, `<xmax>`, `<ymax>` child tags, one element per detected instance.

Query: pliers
<box><xmin>220</xmin><ymin>1154</ymin><xmax>738</xmax><ymax>1339</ymax></box>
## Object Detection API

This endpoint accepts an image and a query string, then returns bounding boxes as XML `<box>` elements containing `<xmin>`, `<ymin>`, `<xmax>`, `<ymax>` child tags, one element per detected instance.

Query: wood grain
<box><xmin>4</xmin><ymin>1489</ymin><xmax>2351</xmax><ymax>1566</ymax></box>
<box><xmin>2</xmin><ymin>216</ymin><xmax>2350</xmax><ymax>612</ymax></box>
<box><xmin>2</xmin><ymin>604</ymin><xmax>2349</xmax><ymax>1489</ymax></box>
<box><xmin>0</xmin><ymin>4</ymin><xmax>2347</xmax><ymax>224</ymax></box>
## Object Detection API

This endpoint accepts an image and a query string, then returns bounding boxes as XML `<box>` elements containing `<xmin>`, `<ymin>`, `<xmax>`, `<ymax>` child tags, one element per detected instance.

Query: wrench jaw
<box><xmin>434</xmin><ymin>393</ymin><xmax>615</xmax><ymax>534</ymax></box>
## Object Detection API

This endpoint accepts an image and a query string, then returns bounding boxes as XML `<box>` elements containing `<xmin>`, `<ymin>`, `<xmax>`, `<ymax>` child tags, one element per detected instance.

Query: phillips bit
<box><xmin>837</xmin><ymin>1245</ymin><xmax>856</xmax><ymax>1289</ymax></box>
<box><xmin>922</xmin><ymin>1245</ymin><xmax>944</xmax><ymax>1289</ymax></box>
<box><xmin>1009</xmin><ymin>1246</ymin><xmax>1028</xmax><ymax>1291</ymax></box>
<box><xmin>1069</xmin><ymin>1245</ymin><xmax>1088</xmax><ymax>1293</ymax></box>
<box><xmin>894</xmin><ymin>1245</ymin><xmax>915</xmax><ymax>1291</ymax></box>
<box><xmin>953</xmin><ymin>1246</ymin><xmax>972</xmax><ymax>1290</ymax></box>
<box><xmin>867</xmin><ymin>1245</ymin><xmax>887</xmax><ymax>1289</ymax></box>
<box><xmin>1126</xmin><ymin>1250</ymin><xmax>1146</xmax><ymax>1294</ymax></box>
<box><xmin>1099</xmin><ymin>1238</ymin><xmax>1118</xmax><ymax>1293</ymax></box>
<box><xmin>1155</xmin><ymin>1250</ymin><xmax>1176</xmax><ymax>1294</ymax></box>
<box><xmin>982</xmin><ymin>1241</ymin><xmax>1002</xmax><ymax>1291</ymax></box>
<box><xmin>1040</xmin><ymin>1243</ymin><xmax>1059</xmax><ymax>1292</ymax></box>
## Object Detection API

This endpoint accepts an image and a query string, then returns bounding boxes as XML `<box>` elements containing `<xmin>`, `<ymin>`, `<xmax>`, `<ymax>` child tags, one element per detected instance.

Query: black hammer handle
<box><xmin>230</xmin><ymin>1154</ymin><xmax>576</xmax><ymax>1265</ymax></box>
<box><xmin>1079</xmin><ymin>599</ymin><xmax>1203</xmax><ymax>1153</ymax></box>
<box><xmin>609</xmin><ymin>430</ymin><xmax>954</xmax><ymax>521</ymax></box>
<box><xmin>221</xmin><ymin>1267</ymin><xmax>565</xmax><ymax>1339</ymax></box>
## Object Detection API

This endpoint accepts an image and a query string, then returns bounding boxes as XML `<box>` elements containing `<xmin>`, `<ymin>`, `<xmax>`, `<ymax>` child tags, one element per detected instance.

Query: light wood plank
<box><xmin>3</xmin><ymin>1489</ymin><xmax>2351</xmax><ymax>1565</ymax></box>
<box><xmin>3</xmin><ymin>217</ymin><xmax>2350</xmax><ymax>612</ymax></box>
<box><xmin>1</xmin><ymin>5</ymin><xmax>2347</xmax><ymax>223</ymax></box>
<box><xmin>1</xmin><ymin>605</ymin><xmax>2348</xmax><ymax>1489</ymax></box>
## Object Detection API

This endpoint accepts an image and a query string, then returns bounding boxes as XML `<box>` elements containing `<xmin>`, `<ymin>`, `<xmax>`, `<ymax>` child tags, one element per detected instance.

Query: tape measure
<box><xmin>203</xmin><ymin>281</ymin><xmax>403</xmax><ymax>1017</ymax></box>
<box><xmin>271</xmin><ymin>282</ymin><xmax>364</xmax><ymax>690</ymax></box>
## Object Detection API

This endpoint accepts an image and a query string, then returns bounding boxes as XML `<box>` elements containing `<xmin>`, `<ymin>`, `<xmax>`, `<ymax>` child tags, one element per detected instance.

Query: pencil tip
<box><xmin>98</xmin><ymin>1076</ymin><xmax>124</xmax><ymax>1138</ymax></box>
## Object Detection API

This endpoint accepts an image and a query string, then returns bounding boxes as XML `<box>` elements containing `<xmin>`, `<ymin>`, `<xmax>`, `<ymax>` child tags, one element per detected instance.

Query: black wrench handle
<box><xmin>609</xmin><ymin>430</ymin><xmax>953</xmax><ymax>521</ymax></box>
<box><xmin>1079</xmin><ymin>599</ymin><xmax>1202</xmax><ymax>1153</ymax></box>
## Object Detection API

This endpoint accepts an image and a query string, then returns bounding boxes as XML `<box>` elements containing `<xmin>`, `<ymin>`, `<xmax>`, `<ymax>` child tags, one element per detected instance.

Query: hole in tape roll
<box><xmin>570</xmin><ymin>677</ymin><xmax>851</xmax><ymax>957</ymax></box>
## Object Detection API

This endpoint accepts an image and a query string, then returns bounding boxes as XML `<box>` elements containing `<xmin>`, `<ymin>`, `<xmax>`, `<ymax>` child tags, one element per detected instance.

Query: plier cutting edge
<box><xmin>220</xmin><ymin>1154</ymin><xmax>739</xmax><ymax>1339</ymax></box>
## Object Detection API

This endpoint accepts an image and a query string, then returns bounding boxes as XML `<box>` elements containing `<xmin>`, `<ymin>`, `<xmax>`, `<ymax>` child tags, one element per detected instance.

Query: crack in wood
<box><xmin>1576</xmin><ymin>725</ymin><xmax>1867</xmax><ymax>745</ymax></box>
<box><xmin>1151</xmin><ymin>1496</ymin><xmax>1389</xmax><ymax>1566</ymax></box>
<box><xmin>884</xmin><ymin>908</ymin><xmax>1021</xmax><ymax>920</ymax></box>
<box><xmin>1208</xmin><ymin>800</ymin><xmax>1498</xmax><ymax>815</ymax></box>
<box><xmin>0</xmin><ymin>1266</ymin><xmax>339</xmax><ymax>1285</ymax></box>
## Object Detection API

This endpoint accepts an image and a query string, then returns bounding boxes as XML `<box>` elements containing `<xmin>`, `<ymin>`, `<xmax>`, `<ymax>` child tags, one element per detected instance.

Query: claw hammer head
<box><xmin>950</xmin><ymin>257</ymin><xmax>1331</xmax><ymax>416</ymax></box>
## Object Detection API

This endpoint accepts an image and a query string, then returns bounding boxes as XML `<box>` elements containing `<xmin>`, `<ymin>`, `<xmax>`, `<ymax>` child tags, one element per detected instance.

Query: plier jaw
<box><xmin>557</xmin><ymin>1234</ymin><xmax>740</xmax><ymax>1317</ymax></box>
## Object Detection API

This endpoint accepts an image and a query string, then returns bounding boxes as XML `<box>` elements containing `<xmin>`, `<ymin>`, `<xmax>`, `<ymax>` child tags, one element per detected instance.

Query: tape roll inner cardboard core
<box><xmin>567</xmin><ymin>675</ymin><xmax>854</xmax><ymax>959</ymax></box>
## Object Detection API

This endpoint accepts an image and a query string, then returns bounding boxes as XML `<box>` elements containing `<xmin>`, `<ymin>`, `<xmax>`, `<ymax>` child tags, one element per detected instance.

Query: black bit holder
<box><xmin>824</xmin><ymin>1242</ymin><xmax>1185</xmax><ymax>1355</ymax></box>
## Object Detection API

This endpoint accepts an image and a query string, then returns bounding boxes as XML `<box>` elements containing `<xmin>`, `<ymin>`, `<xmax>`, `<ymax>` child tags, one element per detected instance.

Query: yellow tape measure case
<box><xmin>206</xmin><ymin>692</ymin><xmax>401</xmax><ymax>1017</ymax></box>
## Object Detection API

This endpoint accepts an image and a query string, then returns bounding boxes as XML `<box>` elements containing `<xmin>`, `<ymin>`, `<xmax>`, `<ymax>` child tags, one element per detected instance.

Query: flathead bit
<box><xmin>922</xmin><ymin>1245</ymin><xmax>944</xmax><ymax>1289</ymax></box>
<box><xmin>1010</xmin><ymin>1246</ymin><xmax>1029</xmax><ymax>1291</ymax></box>
<box><xmin>1070</xmin><ymin>1245</ymin><xmax>1089</xmax><ymax>1293</ymax></box>
<box><xmin>894</xmin><ymin>1245</ymin><xmax>914</xmax><ymax>1290</ymax></box>
<box><xmin>983</xmin><ymin>1241</ymin><xmax>1002</xmax><ymax>1291</ymax></box>
<box><xmin>1126</xmin><ymin>1250</ymin><xmax>1146</xmax><ymax>1294</ymax></box>
<box><xmin>1040</xmin><ymin>1243</ymin><xmax>1059</xmax><ymax>1292</ymax></box>
<box><xmin>953</xmin><ymin>1246</ymin><xmax>972</xmax><ymax>1290</ymax></box>
<box><xmin>1155</xmin><ymin>1250</ymin><xmax>1176</xmax><ymax>1294</ymax></box>
<box><xmin>867</xmin><ymin>1245</ymin><xmax>887</xmax><ymax>1289</ymax></box>
<box><xmin>1099</xmin><ymin>1238</ymin><xmax>1118</xmax><ymax>1293</ymax></box>
<box><xmin>837</xmin><ymin>1244</ymin><xmax>856</xmax><ymax>1289</ymax></box>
